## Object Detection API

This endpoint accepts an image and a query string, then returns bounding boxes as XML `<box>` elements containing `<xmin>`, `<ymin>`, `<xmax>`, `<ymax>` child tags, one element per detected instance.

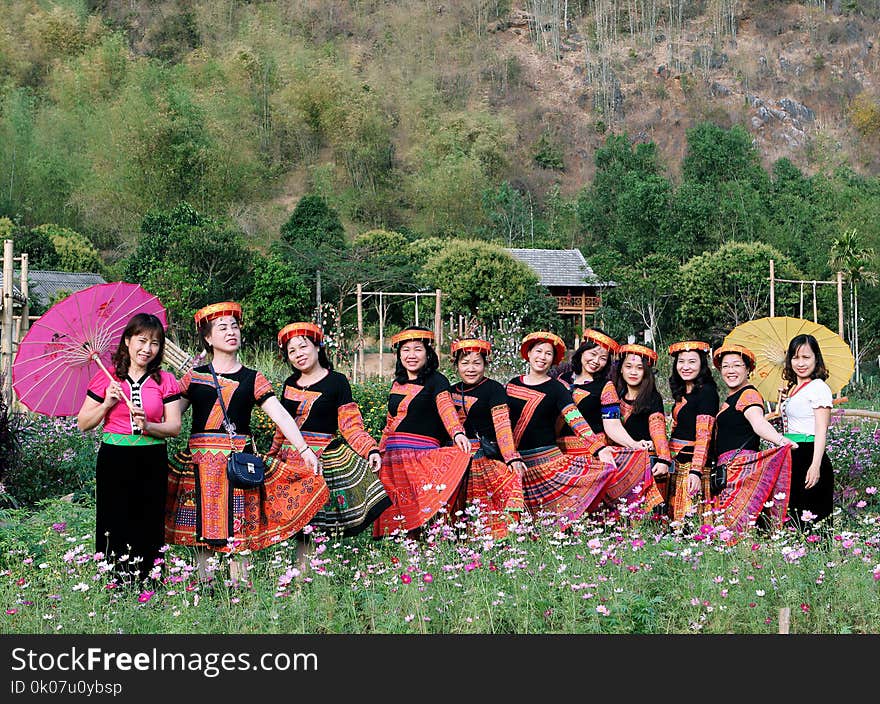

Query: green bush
<box><xmin>4</xmin><ymin>416</ymin><xmax>99</xmax><ymax>507</ymax></box>
<box><xmin>351</xmin><ymin>379</ymin><xmax>390</xmax><ymax>440</ymax></box>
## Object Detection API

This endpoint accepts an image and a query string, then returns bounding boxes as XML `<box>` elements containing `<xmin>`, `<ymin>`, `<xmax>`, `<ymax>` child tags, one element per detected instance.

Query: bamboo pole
<box><xmin>378</xmin><ymin>292</ymin><xmax>384</xmax><ymax>379</ymax></box>
<box><xmin>769</xmin><ymin>259</ymin><xmax>775</xmax><ymax>317</ymax></box>
<box><xmin>19</xmin><ymin>252</ymin><xmax>29</xmax><ymax>338</ymax></box>
<box><xmin>434</xmin><ymin>289</ymin><xmax>442</xmax><ymax>347</ymax></box>
<box><xmin>1</xmin><ymin>239</ymin><xmax>13</xmax><ymax>407</ymax></box>
<box><xmin>356</xmin><ymin>284</ymin><xmax>364</xmax><ymax>381</ymax></box>
<box><xmin>837</xmin><ymin>272</ymin><xmax>844</xmax><ymax>338</ymax></box>
<box><xmin>812</xmin><ymin>281</ymin><xmax>818</xmax><ymax>322</ymax></box>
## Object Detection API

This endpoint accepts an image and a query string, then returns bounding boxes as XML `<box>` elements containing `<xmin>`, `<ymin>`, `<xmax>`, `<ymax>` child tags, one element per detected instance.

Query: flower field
<box><xmin>1</xmin><ymin>412</ymin><xmax>878</xmax><ymax>635</ymax></box>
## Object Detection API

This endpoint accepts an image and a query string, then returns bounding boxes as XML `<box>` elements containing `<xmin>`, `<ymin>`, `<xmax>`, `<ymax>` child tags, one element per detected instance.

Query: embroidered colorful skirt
<box><xmin>165</xmin><ymin>432</ymin><xmax>329</xmax><ymax>553</ymax></box>
<box><xmin>669</xmin><ymin>438</ymin><xmax>712</xmax><ymax>523</ymax></box>
<box><xmin>712</xmin><ymin>445</ymin><xmax>792</xmax><ymax>534</ymax></box>
<box><xmin>269</xmin><ymin>432</ymin><xmax>391</xmax><ymax>537</ymax></box>
<box><xmin>519</xmin><ymin>445</ymin><xmax>615</xmax><ymax>525</ymax></box>
<box><xmin>558</xmin><ymin>436</ymin><xmax>663</xmax><ymax>513</ymax></box>
<box><xmin>465</xmin><ymin>439</ymin><xmax>525</xmax><ymax>539</ymax></box>
<box><xmin>373</xmin><ymin>432</ymin><xmax>471</xmax><ymax>535</ymax></box>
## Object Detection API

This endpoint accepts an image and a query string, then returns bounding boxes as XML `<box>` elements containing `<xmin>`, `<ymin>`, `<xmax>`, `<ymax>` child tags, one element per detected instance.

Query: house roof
<box><xmin>506</xmin><ymin>248</ymin><xmax>612</xmax><ymax>288</ymax></box>
<box><xmin>0</xmin><ymin>270</ymin><xmax>106</xmax><ymax>307</ymax></box>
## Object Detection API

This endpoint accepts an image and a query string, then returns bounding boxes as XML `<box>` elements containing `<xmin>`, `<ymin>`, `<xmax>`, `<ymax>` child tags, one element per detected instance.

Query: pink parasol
<box><xmin>12</xmin><ymin>282</ymin><xmax>167</xmax><ymax>416</ymax></box>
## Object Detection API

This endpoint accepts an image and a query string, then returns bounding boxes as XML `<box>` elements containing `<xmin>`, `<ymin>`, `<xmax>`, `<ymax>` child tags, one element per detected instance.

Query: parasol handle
<box><xmin>91</xmin><ymin>354</ymin><xmax>137</xmax><ymax>413</ymax></box>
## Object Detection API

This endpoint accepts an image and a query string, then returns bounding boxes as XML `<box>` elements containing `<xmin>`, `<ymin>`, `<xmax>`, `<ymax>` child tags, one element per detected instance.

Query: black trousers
<box><xmin>94</xmin><ymin>442</ymin><xmax>169</xmax><ymax>580</ymax></box>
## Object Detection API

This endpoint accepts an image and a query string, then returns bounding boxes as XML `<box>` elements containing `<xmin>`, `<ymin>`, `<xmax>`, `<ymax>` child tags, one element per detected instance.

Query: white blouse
<box><xmin>781</xmin><ymin>378</ymin><xmax>833</xmax><ymax>436</ymax></box>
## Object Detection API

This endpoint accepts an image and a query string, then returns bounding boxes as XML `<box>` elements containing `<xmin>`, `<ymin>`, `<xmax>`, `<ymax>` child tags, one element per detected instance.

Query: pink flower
<box><xmin>866</xmin><ymin>486</ymin><xmax>877</xmax><ymax>495</ymax></box>
<box><xmin>137</xmin><ymin>590</ymin><xmax>155</xmax><ymax>603</ymax></box>
<box><xmin>400</xmin><ymin>573</ymin><xmax>412</xmax><ymax>584</ymax></box>
<box><xmin>800</xmin><ymin>603</ymin><xmax>810</xmax><ymax>614</ymax></box>
<box><xmin>806</xmin><ymin>535</ymin><xmax>821</xmax><ymax>543</ymax></box>
<box><xmin>6</xmin><ymin>609</ymin><xmax>17</xmax><ymax>615</ymax></box>
<box><xmin>422</xmin><ymin>573</ymin><xmax>433</xmax><ymax>584</ymax></box>
<box><xmin>856</xmin><ymin>500</ymin><xmax>867</xmax><ymax>508</ymax></box>
<box><xmin>51</xmin><ymin>522</ymin><xmax>66</xmax><ymax>533</ymax></box>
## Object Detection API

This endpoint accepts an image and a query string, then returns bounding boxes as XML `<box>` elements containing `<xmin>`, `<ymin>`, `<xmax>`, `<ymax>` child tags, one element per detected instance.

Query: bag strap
<box><xmin>208</xmin><ymin>364</ymin><xmax>238</xmax><ymax>452</ymax></box>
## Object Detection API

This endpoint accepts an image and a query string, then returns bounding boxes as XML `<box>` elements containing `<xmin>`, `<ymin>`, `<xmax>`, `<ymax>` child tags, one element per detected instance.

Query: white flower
<box><xmin>72</xmin><ymin>582</ymin><xmax>89</xmax><ymax>592</ymax></box>
<box><xmin>756</xmin><ymin>589</ymin><xmax>765</xmax><ymax>596</ymax></box>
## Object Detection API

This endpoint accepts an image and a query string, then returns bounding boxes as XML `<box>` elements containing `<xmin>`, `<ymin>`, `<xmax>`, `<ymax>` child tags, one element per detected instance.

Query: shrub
<box><xmin>4</xmin><ymin>416</ymin><xmax>99</xmax><ymax>507</ymax></box>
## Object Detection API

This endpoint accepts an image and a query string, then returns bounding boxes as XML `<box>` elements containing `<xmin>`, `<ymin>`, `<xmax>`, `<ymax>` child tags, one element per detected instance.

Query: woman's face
<box><xmin>287</xmin><ymin>336</ymin><xmax>320</xmax><ymax>373</ymax></box>
<box><xmin>400</xmin><ymin>341</ymin><xmax>427</xmax><ymax>374</ymax></box>
<box><xmin>791</xmin><ymin>343</ymin><xmax>817</xmax><ymax>381</ymax></box>
<box><xmin>125</xmin><ymin>329</ymin><xmax>161</xmax><ymax>371</ymax></box>
<box><xmin>580</xmin><ymin>345</ymin><xmax>609</xmax><ymax>376</ymax></box>
<box><xmin>206</xmin><ymin>315</ymin><xmax>241</xmax><ymax>353</ymax></box>
<box><xmin>620</xmin><ymin>353</ymin><xmax>645</xmax><ymax>388</ymax></box>
<box><xmin>719</xmin><ymin>353</ymin><xmax>749</xmax><ymax>391</ymax></box>
<box><xmin>457</xmin><ymin>351</ymin><xmax>486</xmax><ymax>385</ymax></box>
<box><xmin>675</xmin><ymin>350</ymin><xmax>702</xmax><ymax>382</ymax></box>
<box><xmin>527</xmin><ymin>342</ymin><xmax>555</xmax><ymax>374</ymax></box>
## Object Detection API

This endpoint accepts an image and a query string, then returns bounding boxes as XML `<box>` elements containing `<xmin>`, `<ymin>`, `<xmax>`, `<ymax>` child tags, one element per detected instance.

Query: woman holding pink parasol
<box><xmin>164</xmin><ymin>302</ymin><xmax>328</xmax><ymax>585</ymax></box>
<box><xmin>77</xmin><ymin>313</ymin><xmax>182</xmax><ymax>581</ymax></box>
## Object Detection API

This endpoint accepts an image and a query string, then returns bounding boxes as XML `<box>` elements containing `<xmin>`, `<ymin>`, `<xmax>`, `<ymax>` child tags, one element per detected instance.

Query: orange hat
<box><xmin>582</xmin><ymin>329</ymin><xmax>619</xmax><ymax>354</ymax></box>
<box><xmin>618</xmin><ymin>343</ymin><xmax>658</xmax><ymax>366</ymax></box>
<box><xmin>390</xmin><ymin>327</ymin><xmax>435</xmax><ymax>348</ymax></box>
<box><xmin>278</xmin><ymin>322</ymin><xmax>324</xmax><ymax>349</ymax></box>
<box><xmin>194</xmin><ymin>301</ymin><xmax>242</xmax><ymax>327</ymax></box>
<box><xmin>451</xmin><ymin>338</ymin><xmax>492</xmax><ymax>358</ymax></box>
<box><xmin>520</xmin><ymin>331</ymin><xmax>566</xmax><ymax>366</ymax></box>
<box><xmin>667</xmin><ymin>340</ymin><xmax>710</xmax><ymax>355</ymax></box>
<box><xmin>712</xmin><ymin>343</ymin><xmax>756</xmax><ymax>370</ymax></box>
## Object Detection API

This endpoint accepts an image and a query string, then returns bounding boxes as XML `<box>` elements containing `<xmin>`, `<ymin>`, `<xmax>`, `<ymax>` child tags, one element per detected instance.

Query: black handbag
<box><xmin>209</xmin><ymin>365</ymin><xmax>266</xmax><ymax>489</ymax></box>
<box><xmin>457</xmin><ymin>388</ymin><xmax>502</xmax><ymax>460</ymax></box>
<box><xmin>709</xmin><ymin>436</ymin><xmax>752</xmax><ymax>495</ymax></box>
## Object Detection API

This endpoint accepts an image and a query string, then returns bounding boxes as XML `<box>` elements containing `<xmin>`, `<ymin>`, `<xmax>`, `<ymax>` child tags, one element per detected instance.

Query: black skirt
<box><xmin>787</xmin><ymin>441</ymin><xmax>834</xmax><ymax>529</ymax></box>
<box><xmin>95</xmin><ymin>441</ymin><xmax>169</xmax><ymax>579</ymax></box>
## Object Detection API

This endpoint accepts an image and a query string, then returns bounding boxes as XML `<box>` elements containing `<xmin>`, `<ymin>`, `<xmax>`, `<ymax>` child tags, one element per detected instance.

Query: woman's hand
<box><xmin>368</xmin><ymin>452</ymin><xmax>382</xmax><ymax>473</ymax></box>
<box><xmin>454</xmin><ymin>433</ymin><xmax>471</xmax><ymax>454</ymax></box>
<box><xmin>687</xmin><ymin>473</ymin><xmax>702</xmax><ymax>496</ymax></box>
<box><xmin>805</xmin><ymin>462</ymin><xmax>821</xmax><ymax>489</ymax></box>
<box><xmin>635</xmin><ymin>439</ymin><xmax>654</xmax><ymax>451</ymax></box>
<box><xmin>509</xmin><ymin>460</ymin><xmax>526</xmax><ymax>477</ymax></box>
<box><xmin>301</xmin><ymin>447</ymin><xmax>322</xmax><ymax>475</ymax></box>
<box><xmin>104</xmin><ymin>381</ymin><xmax>124</xmax><ymax>409</ymax></box>
<box><xmin>131</xmin><ymin>406</ymin><xmax>148</xmax><ymax>433</ymax></box>
<box><xmin>597</xmin><ymin>446</ymin><xmax>615</xmax><ymax>465</ymax></box>
<box><xmin>651</xmin><ymin>461</ymin><xmax>669</xmax><ymax>478</ymax></box>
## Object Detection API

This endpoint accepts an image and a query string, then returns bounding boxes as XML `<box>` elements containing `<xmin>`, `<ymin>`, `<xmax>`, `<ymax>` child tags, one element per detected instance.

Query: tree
<box><xmin>419</xmin><ymin>239</ymin><xmax>557</xmax><ymax>327</ymax></box>
<box><xmin>242</xmin><ymin>254</ymin><xmax>311</xmax><ymax>345</ymax></box>
<box><xmin>8</xmin><ymin>220</ymin><xmax>57</xmax><ymax>269</ymax></box>
<box><xmin>681</xmin><ymin>122</ymin><xmax>766</xmax><ymax>188</ymax></box>
<box><xmin>577</xmin><ymin>134</ymin><xmax>672</xmax><ymax>259</ymax></box>
<box><xmin>32</xmin><ymin>224</ymin><xmax>102</xmax><ymax>273</ymax></box>
<box><xmin>677</xmin><ymin>242</ymin><xmax>803</xmax><ymax>340</ymax></box>
<box><xmin>603</xmin><ymin>253</ymin><xmax>679</xmax><ymax>350</ymax></box>
<box><xmin>830</xmin><ymin>228</ymin><xmax>878</xmax><ymax>381</ymax></box>
<box><xmin>124</xmin><ymin>203</ymin><xmax>254</xmax><ymax>342</ymax></box>
<box><xmin>275</xmin><ymin>194</ymin><xmax>347</xmax><ymax>296</ymax></box>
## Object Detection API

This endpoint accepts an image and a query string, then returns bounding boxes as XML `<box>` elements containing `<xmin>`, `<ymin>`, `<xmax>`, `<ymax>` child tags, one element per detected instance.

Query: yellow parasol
<box><xmin>723</xmin><ymin>316</ymin><xmax>854</xmax><ymax>400</ymax></box>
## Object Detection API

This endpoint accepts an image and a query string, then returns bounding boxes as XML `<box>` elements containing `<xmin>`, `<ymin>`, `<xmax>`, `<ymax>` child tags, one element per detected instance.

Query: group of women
<box><xmin>77</xmin><ymin>301</ymin><xmax>836</xmax><ymax>583</ymax></box>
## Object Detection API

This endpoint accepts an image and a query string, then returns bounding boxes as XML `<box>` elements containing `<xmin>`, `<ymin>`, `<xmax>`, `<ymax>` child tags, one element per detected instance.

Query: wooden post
<box><xmin>316</xmin><ymin>270</ymin><xmax>322</xmax><ymax>328</ymax></box>
<box><xmin>378</xmin><ymin>292</ymin><xmax>384</xmax><ymax>379</ymax></box>
<box><xmin>1</xmin><ymin>239</ymin><xmax>14</xmax><ymax>407</ymax></box>
<box><xmin>837</xmin><ymin>271</ymin><xmax>845</xmax><ymax>339</ymax></box>
<box><xmin>356</xmin><ymin>283</ymin><xmax>364</xmax><ymax>381</ymax></box>
<box><xmin>19</xmin><ymin>252</ymin><xmax>29</xmax><ymax>337</ymax></box>
<box><xmin>799</xmin><ymin>282</ymin><xmax>804</xmax><ymax>319</ymax></box>
<box><xmin>414</xmin><ymin>294</ymin><xmax>419</xmax><ymax>327</ymax></box>
<box><xmin>812</xmin><ymin>281</ymin><xmax>818</xmax><ymax>323</ymax></box>
<box><xmin>580</xmin><ymin>293</ymin><xmax>586</xmax><ymax>335</ymax></box>
<box><xmin>778</xmin><ymin>607</ymin><xmax>791</xmax><ymax>634</ymax></box>
<box><xmin>769</xmin><ymin>259</ymin><xmax>775</xmax><ymax>317</ymax></box>
<box><xmin>434</xmin><ymin>289</ymin><xmax>442</xmax><ymax>347</ymax></box>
